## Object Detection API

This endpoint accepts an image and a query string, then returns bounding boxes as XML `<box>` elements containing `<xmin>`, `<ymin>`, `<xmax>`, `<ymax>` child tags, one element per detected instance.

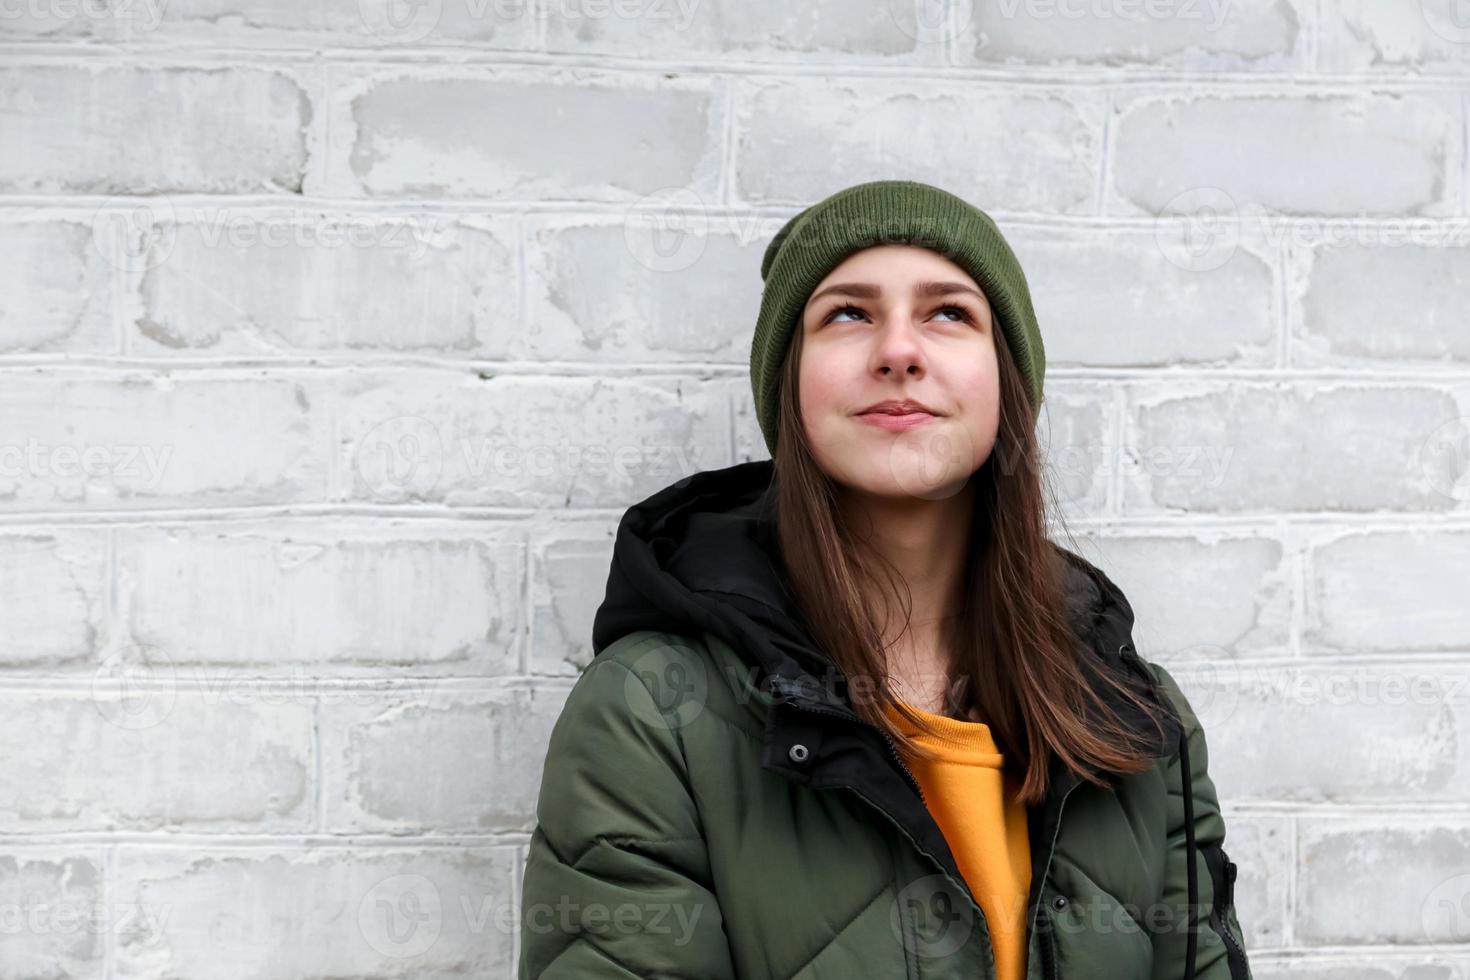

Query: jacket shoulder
<box><xmin>535</xmin><ymin>633</ymin><xmax>705</xmax><ymax>843</ymax></box>
<box><xmin>552</xmin><ymin>632</ymin><xmax>708</xmax><ymax>739</ymax></box>
<box><xmin>586</xmin><ymin>629</ymin><xmax>770</xmax><ymax>738</ymax></box>
<box><xmin>595</xmin><ymin>629</ymin><xmax>710</xmax><ymax>673</ymax></box>
<box><xmin>1139</xmin><ymin>658</ymin><xmax>1203</xmax><ymax>750</ymax></box>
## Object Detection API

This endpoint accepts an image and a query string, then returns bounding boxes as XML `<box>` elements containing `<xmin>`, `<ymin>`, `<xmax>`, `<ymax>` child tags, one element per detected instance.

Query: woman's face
<box><xmin>797</xmin><ymin>244</ymin><xmax>1001</xmax><ymax>501</ymax></box>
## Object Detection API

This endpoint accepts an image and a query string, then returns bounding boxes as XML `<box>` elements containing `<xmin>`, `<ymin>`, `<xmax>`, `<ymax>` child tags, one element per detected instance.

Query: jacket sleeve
<box><xmin>1146</xmin><ymin>661</ymin><xmax>1254</xmax><ymax>980</ymax></box>
<box><xmin>518</xmin><ymin>646</ymin><xmax>738</xmax><ymax>980</ymax></box>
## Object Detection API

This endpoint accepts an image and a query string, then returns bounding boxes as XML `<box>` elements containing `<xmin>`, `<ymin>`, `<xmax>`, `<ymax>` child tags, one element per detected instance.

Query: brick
<box><xmin>545</xmin><ymin>0</ymin><xmax>929</xmax><ymax>61</ymax></box>
<box><xmin>1297</xmin><ymin>820</ymin><xmax>1470</xmax><ymax>945</ymax></box>
<box><xmin>1307</xmin><ymin>531</ymin><xmax>1470</xmax><ymax>653</ymax></box>
<box><xmin>117</xmin><ymin>524</ymin><xmax>524</xmax><ymax>671</ymax></box>
<box><xmin>0</xmin><ymin>0</ymin><xmax>157</xmax><ymax>39</ymax></box>
<box><xmin>133</xmin><ymin>0</ymin><xmax>537</xmax><ymax>48</ymax></box>
<box><xmin>1036</xmin><ymin>382</ymin><xmax>1116</xmax><ymax>512</ymax></box>
<box><xmin>731</xmin><ymin>376</ymin><xmax>768</xmax><ymax>462</ymax></box>
<box><xmin>1166</xmin><ymin>663</ymin><xmax>1470</xmax><ymax>804</ymax></box>
<box><xmin>1294</xmin><ymin>240</ymin><xmax>1470</xmax><ymax>366</ymax></box>
<box><xmin>0</xmin><ymin>65</ymin><xmax>311</xmax><ymax>195</ymax></box>
<box><xmin>529</xmin><ymin>526</ymin><xmax>616</xmax><ymax>676</ymax></box>
<box><xmin>0</xmin><ymin>851</ymin><xmax>104</xmax><ymax>979</ymax></box>
<box><xmin>0</xmin><ymin>372</ymin><xmax>329</xmax><ymax>511</ymax></box>
<box><xmin>343</xmin><ymin>70</ymin><xmax>720</xmax><ymax>199</ymax></box>
<box><xmin>133</xmin><ymin>213</ymin><xmax>516</xmax><ymax>355</ymax></box>
<box><xmin>1111</xmin><ymin>91</ymin><xmax>1459</xmax><ymax>218</ymax></box>
<box><xmin>955</xmin><ymin>0</ymin><xmax>1305</xmax><ymax>69</ymax></box>
<box><xmin>520</xmin><ymin>214</ymin><xmax>763</xmax><ymax>362</ymax></box>
<box><xmin>0</xmin><ymin>693</ymin><xmax>312</xmax><ymax>831</ymax></box>
<box><xmin>1125</xmin><ymin>383</ymin><xmax>1464</xmax><ymax>513</ymax></box>
<box><xmin>1319</xmin><ymin>0</ymin><xmax>1470</xmax><ymax>73</ymax></box>
<box><xmin>0</xmin><ymin>532</ymin><xmax>107</xmax><ymax>668</ymax></box>
<box><xmin>1009</xmin><ymin>224</ymin><xmax>1277</xmax><ymax>368</ymax></box>
<box><xmin>320</xmin><ymin>686</ymin><xmax>567</xmax><ymax>833</ymax></box>
<box><xmin>114</xmin><ymin>847</ymin><xmax>516</xmax><ymax>978</ymax></box>
<box><xmin>0</xmin><ymin>220</ymin><xmax>114</xmax><ymax>354</ymax></box>
<box><xmin>1080</xmin><ymin>533</ymin><xmax>1291</xmax><ymax>657</ymax></box>
<box><xmin>733</xmin><ymin>78</ymin><xmax>1102</xmax><ymax>212</ymax></box>
<box><xmin>337</xmin><ymin>371</ymin><xmax>731</xmax><ymax>507</ymax></box>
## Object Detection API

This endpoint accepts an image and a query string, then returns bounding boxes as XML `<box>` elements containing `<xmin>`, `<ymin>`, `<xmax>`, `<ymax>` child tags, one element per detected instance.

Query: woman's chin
<box><xmin>831</xmin><ymin>462</ymin><xmax>974</xmax><ymax>504</ymax></box>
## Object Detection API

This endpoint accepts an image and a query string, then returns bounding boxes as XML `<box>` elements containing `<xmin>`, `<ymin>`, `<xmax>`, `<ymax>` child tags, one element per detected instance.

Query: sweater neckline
<box><xmin>883</xmin><ymin>699</ymin><xmax>1005</xmax><ymax>764</ymax></box>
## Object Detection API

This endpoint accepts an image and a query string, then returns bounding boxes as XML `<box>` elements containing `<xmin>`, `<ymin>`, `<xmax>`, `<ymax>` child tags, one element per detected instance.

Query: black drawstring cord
<box><xmin>1179</xmin><ymin>723</ymin><xmax>1198</xmax><ymax>980</ymax></box>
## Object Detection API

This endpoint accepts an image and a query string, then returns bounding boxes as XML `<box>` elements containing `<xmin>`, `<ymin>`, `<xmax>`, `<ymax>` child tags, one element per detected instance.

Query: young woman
<box><xmin>519</xmin><ymin>179</ymin><xmax>1252</xmax><ymax>980</ymax></box>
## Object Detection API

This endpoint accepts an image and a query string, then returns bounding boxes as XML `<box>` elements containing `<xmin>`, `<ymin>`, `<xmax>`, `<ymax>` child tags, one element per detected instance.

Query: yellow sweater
<box><xmin>883</xmin><ymin>700</ymin><xmax>1031</xmax><ymax>980</ymax></box>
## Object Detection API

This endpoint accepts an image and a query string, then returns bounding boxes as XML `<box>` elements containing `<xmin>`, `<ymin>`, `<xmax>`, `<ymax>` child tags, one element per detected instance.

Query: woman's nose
<box><xmin>874</xmin><ymin>320</ymin><xmax>925</xmax><ymax>376</ymax></box>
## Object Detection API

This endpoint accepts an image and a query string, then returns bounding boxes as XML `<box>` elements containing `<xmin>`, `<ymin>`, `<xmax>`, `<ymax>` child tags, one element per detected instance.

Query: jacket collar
<box><xmin>592</xmin><ymin>458</ymin><xmax>1178</xmax><ymax>767</ymax></box>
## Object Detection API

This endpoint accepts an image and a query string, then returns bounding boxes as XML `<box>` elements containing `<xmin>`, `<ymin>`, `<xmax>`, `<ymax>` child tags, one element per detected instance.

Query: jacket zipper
<box><xmin>1032</xmin><ymin>781</ymin><xmax>1078</xmax><ymax>980</ymax></box>
<box><xmin>775</xmin><ymin>693</ymin><xmax>927</xmax><ymax>805</ymax></box>
<box><xmin>879</xmin><ymin>724</ymin><xmax>927</xmax><ymax>806</ymax></box>
<box><xmin>781</xmin><ymin>699</ymin><xmax>999</xmax><ymax>977</ymax></box>
<box><xmin>1214</xmin><ymin>862</ymin><xmax>1249</xmax><ymax>975</ymax></box>
<box><xmin>1218</xmin><ymin>915</ymin><xmax>1248</xmax><ymax>969</ymax></box>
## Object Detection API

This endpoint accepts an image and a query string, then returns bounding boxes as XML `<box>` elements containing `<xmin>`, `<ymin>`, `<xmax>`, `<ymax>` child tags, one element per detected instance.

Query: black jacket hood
<box><xmin>591</xmin><ymin>457</ymin><xmax>1180</xmax><ymax>767</ymax></box>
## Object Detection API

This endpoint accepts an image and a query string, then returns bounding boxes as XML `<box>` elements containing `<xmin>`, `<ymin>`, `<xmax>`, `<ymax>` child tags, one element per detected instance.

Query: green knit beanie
<box><xmin>749</xmin><ymin>179</ymin><xmax>1046</xmax><ymax>456</ymax></box>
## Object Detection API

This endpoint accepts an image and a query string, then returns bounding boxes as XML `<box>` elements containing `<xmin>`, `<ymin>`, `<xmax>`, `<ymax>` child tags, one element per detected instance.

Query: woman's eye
<box><xmin>824</xmin><ymin>304</ymin><xmax>972</xmax><ymax>325</ymax></box>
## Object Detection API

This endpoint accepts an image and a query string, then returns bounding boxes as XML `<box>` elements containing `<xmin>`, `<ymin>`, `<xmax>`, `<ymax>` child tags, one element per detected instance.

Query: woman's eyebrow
<box><xmin>913</xmin><ymin>280</ymin><xmax>985</xmax><ymax>300</ymax></box>
<box><xmin>806</xmin><ymin>283</ymin><xmax>880</xmax><ymax>306</ymax></box>
<box><xmin>805</xmin><ymin>280</ymin><xmax>984</xmax><ymax>308</ymax></box>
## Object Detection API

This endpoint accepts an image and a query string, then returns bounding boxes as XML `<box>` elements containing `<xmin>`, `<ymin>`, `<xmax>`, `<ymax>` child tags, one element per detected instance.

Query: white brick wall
<box><xmin>1</xmin><ymin>1</ymin><xmax>1467</xmax><ymax>976</ymax></box>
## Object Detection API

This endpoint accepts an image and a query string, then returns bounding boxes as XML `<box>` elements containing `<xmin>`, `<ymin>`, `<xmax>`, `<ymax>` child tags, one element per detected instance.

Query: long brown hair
<box><xmin>771</xmin><ymin>298</ymin><xmax>1171</xmax><ymax>806</ymax></box>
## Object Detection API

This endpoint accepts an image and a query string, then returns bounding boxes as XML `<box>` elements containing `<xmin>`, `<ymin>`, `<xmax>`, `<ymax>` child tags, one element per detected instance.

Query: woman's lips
<box><xmin>856</xmin><ymin>410</ymin><xmax>938</xmax><ymax>432</ymax></box>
